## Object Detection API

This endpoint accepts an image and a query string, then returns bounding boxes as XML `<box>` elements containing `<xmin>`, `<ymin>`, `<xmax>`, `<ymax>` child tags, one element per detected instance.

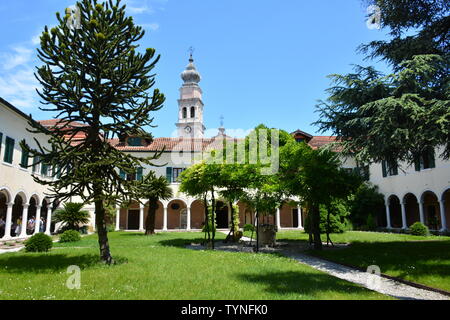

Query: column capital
<box><xmin>6</xmin><ymin>202</ymin><xmax>14</xmax><ymax>208</ymax></box>
<box><xmin>23</xmin><ymin>204</ymin><xmax>30</xmax><ymax>209</ymax></box>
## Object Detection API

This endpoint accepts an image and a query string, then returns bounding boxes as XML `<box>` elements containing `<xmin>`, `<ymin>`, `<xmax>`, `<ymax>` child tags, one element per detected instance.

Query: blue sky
<box><xmin>0</xmin><ymin>0</ymin><xmax>390</xmax><ymax>138</ymax></box>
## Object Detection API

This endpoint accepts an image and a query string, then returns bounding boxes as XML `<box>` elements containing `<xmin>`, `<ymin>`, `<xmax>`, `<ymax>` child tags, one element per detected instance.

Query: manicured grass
<box><xmin>0</xmin><ymin>232</ymin><xmax>391</xmax><ymax>300</ymax></box>
<box><xmin>273</xmin><ymin>230</ymin><xmax>450</xmax><ymax>292</ymax></box>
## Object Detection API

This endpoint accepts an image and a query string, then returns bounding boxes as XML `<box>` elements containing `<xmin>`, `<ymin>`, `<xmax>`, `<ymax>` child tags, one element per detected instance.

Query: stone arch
<box><xmin>167</xmin><ymin>199</ymin><xmax>187</xmax><ymax>230</ymax></box>
<box><xmin>0</xmin><ymin>187</ymin><xmax>12</xmax><ymax>203</ymax></box>
<box><xmin>0</xmin><ymin>190</ymin><xmax>10</xmax><ymax>238</ymax></box>
<box><xmin>215</xmin><ymin>200</ymin><xmax>229</xmax><ymax>229</ymax></box>
<box><xmin>387</xmin><ymin>195</ymin><xmax>402</xmax><ymax>228</ymax></box>
<box><xmin>280</xmin><ymin>199</ymin><xmax>297</xmax><ymax>228</ymax></box>
<box><xmin>441</xmin><ymin>188</ymin><xmax>450</xmax><ymax>231</ymax></box>
<box><xmin>144</xmin><ymin>200</ymin><xmax>164</xmax><ymax>230</ymax></box>
<box><xmin>190</xmin><ymin>199</ymin><xmax>205</xmax><ymax>230</ymax></box>
<box><xmin>421</xmin><ymin>191</ymin><xmax>441</xmax><ymax>230</ymax></box>
<box><xmin>403</xmin><ymin>193</ymin><xmax>420</xmax><ymax>227</ymax></box>
<box><xmin>237</xmin><ymin>201</ymin><xmax>253</xmax><ymax>227</ymax></box>
<box><xmin>11</xmin><ymin>194</ymin><xmax>25</xmax><ymax>237</ymax></box>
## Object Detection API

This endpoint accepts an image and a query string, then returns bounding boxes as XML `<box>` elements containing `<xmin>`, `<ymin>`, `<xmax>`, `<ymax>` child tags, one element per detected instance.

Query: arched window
<box><xmin>190</xmin><ymin>106</ymin><xmax>196</xmax><ymax>118</ymax></box>
<box><xmin>182</xmin><ymin>107</ymin><xmax>187</xmax><ymax>119</ymax></box>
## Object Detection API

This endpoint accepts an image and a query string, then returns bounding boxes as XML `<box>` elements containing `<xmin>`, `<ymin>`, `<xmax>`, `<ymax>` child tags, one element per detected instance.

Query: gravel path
<box><xmin>201</xmin><ymin>232</ymin><xmax>450</xmax><ymax>300</ymax></box>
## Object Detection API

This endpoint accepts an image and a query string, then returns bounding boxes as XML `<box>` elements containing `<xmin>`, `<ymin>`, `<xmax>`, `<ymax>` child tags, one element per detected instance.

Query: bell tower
<box><xmin>176</xmin><ymin>54</ymin><xmax>205</xmax><ymax>138</ymax></box>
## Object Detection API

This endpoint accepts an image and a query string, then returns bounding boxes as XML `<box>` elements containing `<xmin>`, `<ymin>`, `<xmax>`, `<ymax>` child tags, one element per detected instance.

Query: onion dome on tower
<box><xmin>181</xmin><ymin>54</ymin><xmax>202</xmax><ymax>85</ymax></box>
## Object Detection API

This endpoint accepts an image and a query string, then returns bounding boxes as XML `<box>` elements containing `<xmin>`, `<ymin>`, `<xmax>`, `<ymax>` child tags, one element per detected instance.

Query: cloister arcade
<box><xmin>116</xmin><ymin>198</ymin><xmax>304</xmax><ymax>232</ymax></box>
<box><xmin>0</xmin><ymin>187</ymin><xmax>59</xmax><ymax>240</ymax></box>
<box><xmin>384</xmin><ymin>188</ymin><xmax>450</xmax><ymax>232</ymax></box>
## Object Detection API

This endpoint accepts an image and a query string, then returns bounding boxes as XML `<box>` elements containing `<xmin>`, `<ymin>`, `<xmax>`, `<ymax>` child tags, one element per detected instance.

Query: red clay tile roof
<box><xmin>38</xmin><ymin>119</ymin><xmax>339</xmax><ymax>151</ymax></box>
<box><xmin>38</xmin><ymin>119</ymin><xmax>88</xmax><ymax>128</ymax></box>
<box><xmin>309</xmin><ymin>136</ymin><xmax>339</xmax><ymax>149</ymax></box>
<box><xmin>109</xmin><ymin>137</ymin><xmax>241</xmax><ymax>152</ymax></box>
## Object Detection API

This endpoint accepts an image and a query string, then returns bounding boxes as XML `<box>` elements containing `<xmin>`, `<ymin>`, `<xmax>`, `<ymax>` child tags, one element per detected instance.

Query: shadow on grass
<box><xmin>158</xmin><ymin>238</ymin><xmax>209</xmax><ymax>248</ymax></box>
<box><xmin>0</xmin><ymin>253</ymin><xmax>128</xmax><ymax>274</ymax></box>
<box><xmin>235</xmin><ymin>271</ymin><xmax>394</xmax><ymax>299</ymax></box>
<box><xmin>310</xmin><ymin>241</ymin><xmax>450</xmax><ymax>282</ymax></box>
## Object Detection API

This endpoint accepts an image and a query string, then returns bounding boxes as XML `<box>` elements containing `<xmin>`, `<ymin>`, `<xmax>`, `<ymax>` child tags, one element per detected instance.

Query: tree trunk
<box><xmin>211</xmin><ymin>189</ymin><xmax>216</xmax><ymax>250</ymax></box>
<box><xmin>311</xmin><ymin>204</ymin><xmax>322</xmax><ymax>251</ymax></box>
<box><xmin>255</xmin><ymin>211</ymin><xmax>260</xmax><ymax>253</ymax></box>
<box><xmin>326</xmin><ymin>205</ymin><xmax>334</xmax><ymax>247</ymax></box>
<box><xmin>225</xmin><ymin>201</ymin><xmax>236</xmax><ymax>243</ymax></box>
<box><xmin>203</xmin><ymin>195</ymin><xmax>210</xmax><ymax>246</ymax></box>
<box><xmin>95</xmin><ymin>199</ymin><xmax>114</xmax><ymax>264</ymax></box>
<box><xmin>145</xmin><ymin>198</ymin><xmax>157</xmax><ymax>235</ymax></box>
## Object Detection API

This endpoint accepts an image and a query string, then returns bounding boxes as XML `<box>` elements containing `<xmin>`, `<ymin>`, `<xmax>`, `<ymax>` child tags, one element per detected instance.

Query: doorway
<box><xmin>127</xmin><ymin>210</ymin><xmax>140</xmax><ymax>230</ymax></box>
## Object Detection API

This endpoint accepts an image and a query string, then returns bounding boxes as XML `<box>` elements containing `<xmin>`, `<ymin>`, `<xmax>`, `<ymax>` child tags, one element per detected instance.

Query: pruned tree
<box><xmin>21</xmin><ymin>0</ymin><xmax>165</xmax><ymax>263</ymax></box>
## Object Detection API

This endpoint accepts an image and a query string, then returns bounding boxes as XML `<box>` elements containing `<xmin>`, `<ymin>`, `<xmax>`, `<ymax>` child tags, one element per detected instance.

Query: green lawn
<box><xmin>273</xmin><ymin>230</ymin><xmax>450</xmax><ymax>292</ymax></box>
<box><xmin>0</xmin><ymin>231</ymin><xmax>391</xmax><ymax>300</ymax></box>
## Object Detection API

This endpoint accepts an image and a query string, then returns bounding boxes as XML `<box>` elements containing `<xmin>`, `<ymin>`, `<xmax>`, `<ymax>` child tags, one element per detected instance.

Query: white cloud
<box><xmin>141</xmin><ymin>22</ymin><xmax>159</xmax><ymax>31</ymax></box>
<box><xmin>1</xmin><ymin>46</ymin><xmax>33</xmax><ymax>71</ymax></box>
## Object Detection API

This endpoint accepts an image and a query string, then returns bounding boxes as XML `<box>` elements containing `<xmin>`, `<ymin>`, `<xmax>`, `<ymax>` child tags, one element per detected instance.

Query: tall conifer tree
<box><xmin>22</xmin><ymin>0</ymin><xmax>165</xmax><ymax>263</ymax></box>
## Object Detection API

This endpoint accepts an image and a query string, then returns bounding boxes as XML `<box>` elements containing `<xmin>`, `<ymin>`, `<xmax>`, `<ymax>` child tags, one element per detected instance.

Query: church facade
<box><xmin>0</xmin><ymin>56</ymin><xmax>449</xmax><ymax>240</ymax></box>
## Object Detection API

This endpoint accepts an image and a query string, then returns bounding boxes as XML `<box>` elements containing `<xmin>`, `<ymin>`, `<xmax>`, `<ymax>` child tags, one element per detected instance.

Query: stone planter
<box><xmin>257</xmin><ymin>224</ymin><xmax>277</xmax><ymax>247</ymax></box>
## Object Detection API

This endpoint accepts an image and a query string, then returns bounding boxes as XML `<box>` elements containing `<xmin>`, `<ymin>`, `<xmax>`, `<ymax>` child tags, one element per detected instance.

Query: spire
<box><xmin>218</xmin><ymin>115</ymin><xmax>226</xmax><ymax>136</ymax></box>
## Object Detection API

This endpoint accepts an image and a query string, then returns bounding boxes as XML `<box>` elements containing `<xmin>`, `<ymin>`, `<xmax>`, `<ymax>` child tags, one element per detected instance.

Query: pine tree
<box><xmin>21</xmin><ymin>0</ymin><xmax>165</xmax><ymax>263</ymax></box>
<box><xmin>315</xmin><ymin>0</ymin><xmax>449</xmax><ymax>165</ymax></box>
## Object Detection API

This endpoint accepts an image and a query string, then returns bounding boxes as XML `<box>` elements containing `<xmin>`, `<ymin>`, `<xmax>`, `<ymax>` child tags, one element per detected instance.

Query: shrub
<box><xmin>59</xmin><ymin>230</ymin><xmax>82</xmax><ymax>243</ymax></box>
<box><xmin>243</xmin><ymin>224</ymin><xmax>255</xmax><ymax>232</ymax></box>
<box><xmin>349</xmin><ymin>183</ymin><xmax>385</xmax><ymax>230</ymax></box>
<box><xmin>304</xmin><ymin>202</ymin><xmax>349</xmax><ymax>234</ymax></box>
<box><xmin>410</xmin><ymin>222</ymin><xmax>429</xmax><ymax>236</ymax></box>
<box><xmin>24</xmin><ymin>233</ymin><xmax>53</xmax><ymax>252</ymax></box>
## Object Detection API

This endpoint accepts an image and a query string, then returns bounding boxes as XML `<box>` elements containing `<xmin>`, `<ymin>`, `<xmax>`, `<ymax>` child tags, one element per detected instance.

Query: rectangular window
<box><xmin>166</xmin><ymin>167</ymin><xmax>173</xmax><ymax>183</ymax></box>
<box><xmin>20</xmin><ymin>146</ymin><xmax>29</xmax><ymax>169</ymax></box>
<box><xmin>3</xmin><ymin>137</ymin><xmax>14</xmax><ymax>164</ymax></box>
<box><xmin>415</xmin><ymin>149</ymin><xmax>436</xmax><ymax>171</ymax></box>
<box><xmin>172</xmin><ymin>168</ymin><xmax>185</xmax><ymax>183</ymax></box>
<box><xmin>32</xmin><ymin>156</ymin><xmax>40</xmax><ymax>173</ymax></box>
<box><xmin>41</xmin><ymin>162</ymin><xmax>49</xmax><ymax>176</ymax></box>
<box><xmin>382</xmin><ymin>159</ymin><xmax>398</xmax><ymax>177</ymax></box>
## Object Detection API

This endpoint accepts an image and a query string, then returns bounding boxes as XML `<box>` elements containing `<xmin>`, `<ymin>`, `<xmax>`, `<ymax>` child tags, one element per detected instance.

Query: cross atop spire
<box><xmin>188</xmin><ymin>46</ymin><xmax>195</xmax><ymax>62</ymax></box>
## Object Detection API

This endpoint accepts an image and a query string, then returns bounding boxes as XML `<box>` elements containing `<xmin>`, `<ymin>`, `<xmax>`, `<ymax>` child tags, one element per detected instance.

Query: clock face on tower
<box><xmin>185</xmin><ymin>126</ymin><xmax>192</xmax><ymax>134</ymax></box>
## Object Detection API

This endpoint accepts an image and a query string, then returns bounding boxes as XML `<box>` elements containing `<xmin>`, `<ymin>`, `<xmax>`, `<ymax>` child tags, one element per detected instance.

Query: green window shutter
<box><xmin>392</xmin><ymin>162</ymin><xmax>398</xmax><ymax>176</ymax></box>
<box><xmin>0</xmin><ymin>132</ymin><xmax>3</xmax><ymax>158</ymax></box>
<box><xmin>166</xmin><ymin>167</ymin><xmax>173</xmax><ymax>183</ymax></box>
<box><xmin>429</xmin><ymin>150</ymin><xmax>436</xmax><ymax>169</ymax></box>
<box><xmin>119</xmin><ymin>169</ymin><xmax>126</xmax><ymax>179</ymax></box>
<box><xmin>20</xmin><ymin>146</ymin><xmax>29</xmax><ymax>168</ymax></box>
<box><xmin>414</xmin><ymin>155</ymin><xmax>421</xmax><ymax>172</ymax></box>
<box><xmin>56</xmin><ymin>165</ymin><xmax>62</xmax><ymax>179</ymax></box>
<box><xmin>137</xmin><ymin>167</ymin><xmax>143</xmax><ymax>181</ymax></box>
<box><xmin>4</xmin><ymin>137</ymin><xmax>14</xmax><ymax>164</ymax></box>
<box><xmin>41</xmin><ymin>162</ymin><xmax>48</xmax><ymax>176</ymax></box>
<box><xmin>32</xmin><ymin>156</ymin><xmax>40</xmax><ymax>173</ymax></box>
<box><xmin>381</xmin><ymin>161</ymin><xmax>387</xmax><ymax>178</ymax></box>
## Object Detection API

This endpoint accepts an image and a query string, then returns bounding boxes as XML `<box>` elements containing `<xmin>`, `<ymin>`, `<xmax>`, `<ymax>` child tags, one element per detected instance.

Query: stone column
<box><xmin>276</xmin><ymin>208</ymin><xmax>281</xmax><ymax>230</ymax></box>
<box><xmin>115</xmin><ymin>208</ymin><xmax>121</xmax><ymax>231</ymax></box>
<box><xmin>163</xmin><ymin>206</ymin><xmax>168</xmax><ymax>231</ymax></box>
<box><xmin>20</xmin><ymin>204</ymin><xmax>29</xmax><ymax>238</ymax></box>
<box><xmin>3</xmin><ymin>203</ymin><xmax>14</xmax><ymax>240</ymax></box>
<box><xmin>419</xmin><ymin>201</ymin><xmax>425</xmax><ymax>224</ymax></box>
<box><xmin>45</xmin><ymin>206</ymin><xmax>52</xmax><ymax>235</ymax></box>
<box><xmin>297</xmin><ymin>206</ymin><xmax>303</xmax><ymax>229</ymax></box>
<box><xmin>139</xmin><ymin>206</ymin><xmax>144</xmax><ymax>231</ymax></box>
<box><xmin>385</xmin><ymin>202</ymin><xmax>392</xmax><ymax>229</ymax></box>
<box><xmin>401</xmin><ymin>201</ymin><xmax>408</xmax><ymax>229</ymax></box>
<box><xmin>186</xmin><ymin>207</ymin><xmax>191</xmax><ymax>231</ymax></box>
<box><xmin>34</xmin><ymin>205</ymin><xmax>42</xmax><ymax>234</ymax></box>
<box><xmin>439</xmin><ymin>200</ymin><xmax>447</xmax><ymax>232</ymax></box>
